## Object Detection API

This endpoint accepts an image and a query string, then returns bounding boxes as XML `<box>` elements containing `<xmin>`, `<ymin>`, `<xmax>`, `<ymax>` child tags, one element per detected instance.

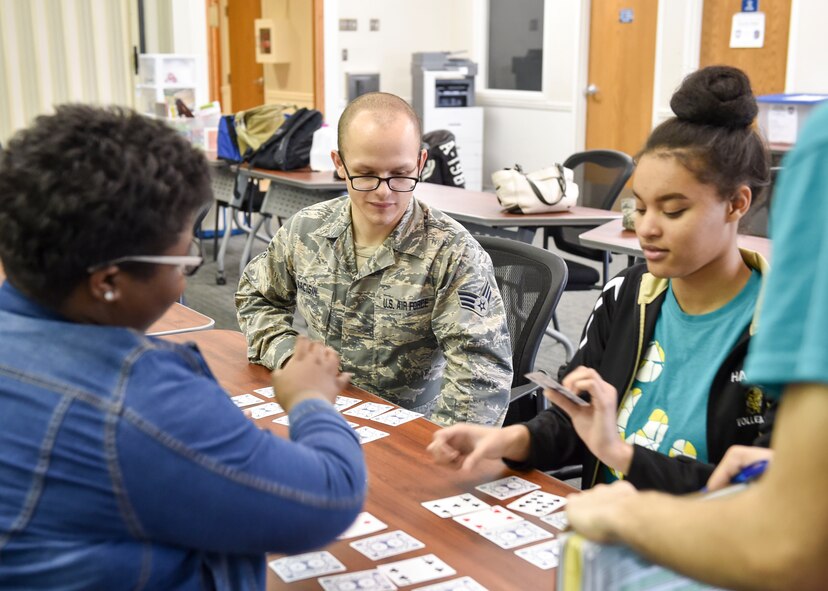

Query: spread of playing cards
<box><xmin>244</xmin><ymin>391</ymin><xmax>570</xmax><ymax>588</ymax></box>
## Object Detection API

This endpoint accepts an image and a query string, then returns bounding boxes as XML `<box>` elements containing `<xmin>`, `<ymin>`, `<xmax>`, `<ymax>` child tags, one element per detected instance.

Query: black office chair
<box><xmin>738</xmin><ymin>166</ymin><xmax>781</xmax><ymax>239</ymax></box>
<box><xmin>544</xmin><ymin>150</ymin><xmax>634</xmax><ymax>327</ymax></box>
<box><xmin>474</xmin><ymin>235</ymin><xmax>568</xmax><ymax>426</ymax></box>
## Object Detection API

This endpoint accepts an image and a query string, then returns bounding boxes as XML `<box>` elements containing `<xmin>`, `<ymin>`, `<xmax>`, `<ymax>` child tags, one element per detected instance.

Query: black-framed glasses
<box><xmin>86</xmin><ymin>241</ymin><xmax>203</xmax><ymax>277</ymax></box>
<box><xmin>340</xmin><ymin>158</ymin><xmax>420</xmax><ymax>192</ymax></box>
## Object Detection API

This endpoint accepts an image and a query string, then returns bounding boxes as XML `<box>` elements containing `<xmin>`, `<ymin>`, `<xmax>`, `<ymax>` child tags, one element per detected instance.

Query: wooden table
<box><xmin>579</xmin><ymin>219</ymin><xmax>773</xmax><ymax>261</ymax></box>
<box><xmin>415</xmin><ymin>182</ymin><xmax>621</xmax><ymax>243</ymax></box>
<box><xmin>163</xmin><ymin>330</ymin><xmax>574</xmax><ymax>590</ymax></box>
<box><xmin>146</xmin><ymin>302</ymin><xmax>215</xmax><ymax>336</ymax></box>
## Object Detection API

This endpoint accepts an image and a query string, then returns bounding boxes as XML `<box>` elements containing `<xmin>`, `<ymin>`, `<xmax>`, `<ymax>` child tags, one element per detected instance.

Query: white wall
<box><xmin>334</xmin><ymin>0</ymin><xmax>474</xmax><ymax>105</ymax></box>
<box><xmin>169</xmin><ymin>0</ymin><xmax>210</xmax><ymax>108</ymax></box>
<box><xmin>652</xmin><ymin>0</ymin><xmax>702</xmax><ymax>127</ymax></box>
<box><xmin>785</xmin><ymin>0</ymin><xmax>828</xmax><ymax>93</ymax></box>
<box><xmin>475</xmin><ymin>0</ymin><xmax>587</xmax><ymax>184</ymax></box>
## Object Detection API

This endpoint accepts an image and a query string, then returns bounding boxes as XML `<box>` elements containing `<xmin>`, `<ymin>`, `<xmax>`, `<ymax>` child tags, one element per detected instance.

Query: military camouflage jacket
<box><xmin>236</xmin><ymin>195</ymin><xmax>513</xmax><ymax>426</ymax></box>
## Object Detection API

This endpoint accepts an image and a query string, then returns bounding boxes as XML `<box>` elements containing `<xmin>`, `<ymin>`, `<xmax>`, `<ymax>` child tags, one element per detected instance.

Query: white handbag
<box><xmin>492</xmin><ymin>163</ymin><xmax>579</xmax><ymax>214</ymax></box>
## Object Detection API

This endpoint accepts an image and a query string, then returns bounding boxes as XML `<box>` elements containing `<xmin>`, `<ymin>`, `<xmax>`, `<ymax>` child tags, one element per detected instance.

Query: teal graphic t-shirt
<box><xmin>602</xmin><ymin>270</ymin><xmax>762</xmax><ymax>482</ymax></box>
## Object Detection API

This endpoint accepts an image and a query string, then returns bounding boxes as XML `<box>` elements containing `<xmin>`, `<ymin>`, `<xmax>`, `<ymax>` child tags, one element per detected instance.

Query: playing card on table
<box><xmin>344</xmin><ymin>402</ymin><xmax>395</xmax><ymax>419</ymax></box>
<box><xmin>253</xmin><ymin>386</ymin><xmax>275</xmax><ymax>398</ymax></box>
<box><xmin>371</xmin><ymin>407</ymin><xmax>423</xmax><ymax>427</ymax></box>
<box><xmin>268</xmin><ymin>550</ymin><xmax>345</xmax><ymax>582</ymax></box>
<box><xmin>334</xmin><ymin>395</ymin><xmax>362</xmax><ymax>412</ymax></box>
<box><xmin>346</xmin><ymin>421</ymin><xmax>359</xmax><ymax>428</ymax></box>
<box><xmin>318</xmin><ymin>569</ymin><xmax>397</xmax><ymax>591</ymax></box>
<box><xmin>247</xmin><ymin>402</ymin><xmax>284</xmax><ymax>419</ymax></box>
<box><xmin>355</xmin><ymin>425</ymin><xmax>390</xmax><ymax>445</ymax></box>
<box><xmin>452</xmin><ymin>506</ymin><xmax>521</xmax><ymax>533</ymax></box>
<box><xmin>413</xmin><ymin>576</ymin><xmax>489</xmax><ymax>591</ymax></box>
<box><xmin>272</xmin><ymin>415</ymin><xmax>290</xmax><ymax>426</ymax></box>
<box><xmin>514</xmin><ymin>539</ymin><xmax>561</xmax><ymax>570</ymax></box>
<box><xmin>506</xmin><ymin>490</ymin><xmax>567</xmax><ymax>517</ymax></box>
<box><xmin>540</xmin><ymin>511</ymin><xmax>569</xmax><ymax>531</ymax></box>
<box><xmin>421</xmin><ymin>493</ymin><xmax>490</xmax><ymax>518</ymax></box>
<box><xmin>378</xmin><ymin>554</ymin><xmax>456</xmax><ymax>587</ymax></box>
<box><xmin>230</xmin><ymin>393</ymin><xmax>263</xmax><ymax>408</ymax></box>
<box><xmin>350</xmin><ymin>530</ymin><xmax>425</xmax><ymax>560</ymax></box>
<box><xmin>337</xmin><ymin>512</ymin><xmax>388</xmax><ymax>539</ymax></box>
<box><xmin>479</xmin><ymin>520</ymin><xmax>553</xmax><ymax>549</ymax></box>
<box><xmin>474</xmin><ymin>476</ymin><xmax>540</xmax><ymax>500</ymax></box>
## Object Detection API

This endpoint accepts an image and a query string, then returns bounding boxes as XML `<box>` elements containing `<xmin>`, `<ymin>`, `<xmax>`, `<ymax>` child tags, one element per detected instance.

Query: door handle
<box><xmin>585</xmin><ymin>83</ymin><xmax>599</xmax><ymax>97</ymax></box>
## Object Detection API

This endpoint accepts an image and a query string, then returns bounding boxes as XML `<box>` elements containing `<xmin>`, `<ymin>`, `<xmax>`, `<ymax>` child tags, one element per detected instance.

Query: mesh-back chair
<box><xmin>545</xmin><ymin>150</ymin><xmax>634</xmax><ymax>286</ymax></box>
<box><xmin>474</xmin><ymin>235</ymin><xmax>568</xmax><ymax>425</ymax></box>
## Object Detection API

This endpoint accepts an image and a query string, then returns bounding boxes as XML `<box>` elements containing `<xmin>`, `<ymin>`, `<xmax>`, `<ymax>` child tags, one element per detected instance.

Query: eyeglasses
<box><xmin>340</xmin><ymin>158</ymin><xmax>420</xmax><ymax>192</ymax></box>
<box><xmin>87</xmin><ymin>241</ymin><xmax>203</xmax><ymax>277</ymax></box>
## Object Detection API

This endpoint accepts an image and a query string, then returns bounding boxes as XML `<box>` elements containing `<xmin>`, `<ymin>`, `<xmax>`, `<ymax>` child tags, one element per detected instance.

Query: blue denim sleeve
<box><xmin>113</xmin><ymin>347</ymin><xmax>366</xmax><ymax>555</ymax></box>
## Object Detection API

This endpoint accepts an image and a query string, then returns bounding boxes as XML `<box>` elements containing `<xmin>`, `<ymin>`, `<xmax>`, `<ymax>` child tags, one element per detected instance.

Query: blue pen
<box><xmin>730</xmin><ymin>459</ymin><xmax>769</xmax><ymax>484</ymax></box>
<box><xmin>700</xmin><ymin>458</ymin><xmax>769</xmax><ymax>495</ymax></box>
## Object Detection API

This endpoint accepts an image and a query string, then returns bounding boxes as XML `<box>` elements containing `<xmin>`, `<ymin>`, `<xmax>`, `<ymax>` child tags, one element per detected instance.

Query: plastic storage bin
<box><xmin>757</xmin><ymin>93</ymin><xmax>828</xmax><ymax>147</ymax></box>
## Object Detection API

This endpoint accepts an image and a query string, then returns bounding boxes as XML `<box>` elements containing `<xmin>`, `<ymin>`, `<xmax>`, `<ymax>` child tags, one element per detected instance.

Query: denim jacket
<box><xmin>0</xmin><ymin>282</ymin><xmax>366</xmax><ymax>590</ymax></box>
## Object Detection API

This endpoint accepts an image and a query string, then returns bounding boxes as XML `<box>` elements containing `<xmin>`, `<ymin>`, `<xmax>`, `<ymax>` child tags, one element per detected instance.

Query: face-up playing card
<box><xmin>268</xmin><ymin>550</ymin><xmax>345</xmax><ymax>582</ymax></box>
<box><xmin>506</xmin><ymin>490</ymin><xmax>568</xmax><ymax>517</ymax></box>
<box><xmin>355</xmin><ymin>425</ymin><xmax>389</xmax><ymax>445</ymax></box>
<box><xmin>514</xmin><ymin>539</ymin><xmax>561</xmax><ymax>570</ymax></box>
<box><xmin>272</xmin><ymin>415</ymin><xmax>290</xmax><ymax>426</ymax></box>
<box><xmin>230</xmin><ymin>393</ymin><xmax>264</xmax><ymax>408</ymax></box>
<box><xmin>343</xmin><ymin>402</ymin><xmax>395</xmax><ymax>419</ymax></box>
<box><xmin>346</xmin><ymin>421</ymin><xmax>359</xmax><ymax>428</ymax></box>
<box><xmin>412</xmin><ymin>576</ymin><xmax>489</xmax><ymax>591</ymax></box>
<box><xmin>421</xmin><ymin>494</ymin><xmax>490</xmax><ymax>518</ymax></box>
<box><xmin>377</xmin><ymin>554</ymin><xmax>456</xmax><ymax>587</ymax></box>
<box><xmin>247</xmin><ymin>402</ymin><xmax>284</xmax><ymax>419</ymax></box>
<box><xmin>474</xmin><ymin>476</ymin><xmax>540</xmax><ymax>500</ymax></box>
<box><xmin>370</xmin><ymin>407</ymin><xmax>423</xmax><ymax>427</ymax></box>
<box><xmin>253</xmin><ymin>386</ymin><xmax>275</xmax><ymax>398</ymax></box>
<box><xmin>540</xmin><ymin>511</ymin><xmax>569</xmax><ymax>531</ymax></box>
<box><xmin>350</xmin><ymin>530</ymin><xmax>425</xmax><ymax>561</ymax></box>
<box><xmin>479</xmin><ymin>520</ymin><xmax>553</xmax><ymax>549</ymax></box>
<box><xmin>318</xmin><ymin>569</ymin><xmax>397</xmax><ymax>591</ymax></box>
<box><xmin>337</xmin><ymin>512</ymin><xmax>388</xmax><ymax>540</ymax></box>
<box><xmin>452</xmin><ymin>506</ymin><xmax>521</xmax><ymax>533</ymax></box>
<box><xmin>334</xmin><ymin>395</ymin><xmax>362</xmax><ymax>412</ymax></box>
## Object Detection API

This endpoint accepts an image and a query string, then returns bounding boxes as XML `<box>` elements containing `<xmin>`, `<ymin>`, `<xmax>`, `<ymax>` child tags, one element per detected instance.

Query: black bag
<box><xmin>421</xmin><ymin>129</ymin><xmax>465</xmax><ymax>188</ymax></box>
<box><xmin>247</xmin><ymin>108</ymin><xmax>323</xmax><ymax>171</ymax></box>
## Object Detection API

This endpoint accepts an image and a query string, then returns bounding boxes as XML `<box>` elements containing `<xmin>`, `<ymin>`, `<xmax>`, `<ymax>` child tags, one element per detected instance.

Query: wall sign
<box><xmin>730</xmin><ymin>12</ymin><xmax>765</xmax><ymax>48</ymax></box>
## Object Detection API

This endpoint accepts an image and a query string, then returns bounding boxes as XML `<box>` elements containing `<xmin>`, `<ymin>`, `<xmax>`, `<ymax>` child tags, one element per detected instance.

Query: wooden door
<box><xmin>227</xmin><ymin>0</ymin><xmax>264</xmax><ymax>111</ymax></box>
<box><xmin>700</xmin><ymin>0</ymin><xmax>791</xmax><ymax>95</ymax></box>
<box><xmin>585</xmin><ymin>1</ymin><xmax>658</xmax><ymax>157</ymax></box>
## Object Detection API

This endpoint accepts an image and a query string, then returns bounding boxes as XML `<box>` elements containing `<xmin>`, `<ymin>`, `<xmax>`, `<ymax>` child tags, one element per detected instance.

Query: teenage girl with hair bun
<box><xmin>430</xmin><ymin>65</ymin><xmax>776</xmax><ymax>494</ymax></box>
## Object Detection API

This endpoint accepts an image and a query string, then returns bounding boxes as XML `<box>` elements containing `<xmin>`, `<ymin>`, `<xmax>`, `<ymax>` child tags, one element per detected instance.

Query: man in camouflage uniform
<box><xmin>236</xmin><ymin>92</ymin><xmax>512</xmax><ymax>426</ymax></box>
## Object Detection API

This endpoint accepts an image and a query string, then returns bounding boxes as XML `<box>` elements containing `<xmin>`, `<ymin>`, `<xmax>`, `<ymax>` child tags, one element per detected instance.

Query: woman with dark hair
<box><xmin>0</xmin><ymin>105</ymin><xmax>365</xmax><ymax>589</ymax></box>
<box><xmin>430</xmin><ymin>65</ymin><xmax>774</xmax><ymax>493</ymax></box>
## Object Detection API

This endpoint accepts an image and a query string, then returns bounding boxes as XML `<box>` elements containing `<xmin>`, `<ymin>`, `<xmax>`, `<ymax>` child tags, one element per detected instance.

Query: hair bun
<box><xmin>670</xmin><ymin>66</ymin><xmax>757</xmax><ymax>129</ymax></box>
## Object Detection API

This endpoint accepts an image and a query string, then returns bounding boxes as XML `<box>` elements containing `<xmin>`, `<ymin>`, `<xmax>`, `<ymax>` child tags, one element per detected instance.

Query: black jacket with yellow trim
<box><xmin>509</xmin><ymin>250</ymin><xmax>775</xmax><ymax>493</ymax></box>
